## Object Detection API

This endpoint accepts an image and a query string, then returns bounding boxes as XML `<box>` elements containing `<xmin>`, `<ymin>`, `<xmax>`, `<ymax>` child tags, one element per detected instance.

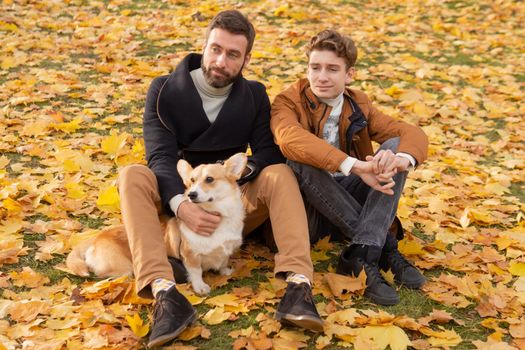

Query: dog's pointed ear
<box><xmin>177</xmin><ymin>159</ymin><xmax>193</xmax><ymax>187</ymax></box>
<box><xmin>224</xmin><ymin>153</ymin><xmax>248</xmax><ymax>180</ymax></box>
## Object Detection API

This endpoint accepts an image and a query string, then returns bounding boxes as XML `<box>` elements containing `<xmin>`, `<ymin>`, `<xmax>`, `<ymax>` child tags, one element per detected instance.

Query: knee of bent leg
<box><xmin>259</xmin><ymin>163</ymin><xmax>296</xmax><ymax>187</ymax></box>
<box><xmin>118</xmin><ymin>164</ymin><xmax>156</xmax><ymax>191</ymax></box>
<box><xmin>379</xmin><ymin>137</ymin><xmax>400</xmax><ymax>152</ymax></box>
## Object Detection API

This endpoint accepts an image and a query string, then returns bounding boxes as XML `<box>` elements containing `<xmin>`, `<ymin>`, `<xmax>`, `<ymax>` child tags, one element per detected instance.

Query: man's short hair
<box><xmin>306</xmin><ymin>30</ymin><xmax>358</xmax><ymax>69</ymax></box>
<box><xmin>206</xmin><ymin>10</ymin><xmax>256</xmax><ymax>54</ymax></box>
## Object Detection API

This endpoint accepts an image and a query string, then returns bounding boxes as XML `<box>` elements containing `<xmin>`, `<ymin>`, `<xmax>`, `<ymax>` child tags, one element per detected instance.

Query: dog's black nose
<box><xmin>188</xmin><ymin>191</ymin><xmax>198</xmax><ymax>201</ymax></box>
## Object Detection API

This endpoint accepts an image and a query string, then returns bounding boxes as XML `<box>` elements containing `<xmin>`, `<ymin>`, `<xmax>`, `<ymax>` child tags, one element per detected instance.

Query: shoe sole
<box><xmin>274</xmin><ymin>312</ymin><xmax>324</xmax><ymax>332</ymax></box>
<box><xmin>364</xmin><ymin>290</ymin><xmax>400</xmax><ymax>306</ymax></box>
<box><xmin>147</xmin><ymin>311</ymin><xmax>197</xmax><ymax>348</ymax></box>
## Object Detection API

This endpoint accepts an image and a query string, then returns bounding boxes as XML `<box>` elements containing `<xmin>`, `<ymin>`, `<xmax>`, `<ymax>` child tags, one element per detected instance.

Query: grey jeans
<box><xmin>288</xmin><ymin>137</ymin><xmax>406</xmax><ymax>248</ymax></box>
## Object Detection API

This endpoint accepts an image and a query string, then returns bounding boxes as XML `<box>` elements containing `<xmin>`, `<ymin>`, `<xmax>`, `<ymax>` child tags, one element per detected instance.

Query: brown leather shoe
<box><xmin>147</xmin><ymin>286</ymin><xmax>197</xmax><ymax>348</ymax></box>
<box><xmin>275</xmin><ymin>282</ymin><xmax>324</xmax><ymax>332</ymax></box>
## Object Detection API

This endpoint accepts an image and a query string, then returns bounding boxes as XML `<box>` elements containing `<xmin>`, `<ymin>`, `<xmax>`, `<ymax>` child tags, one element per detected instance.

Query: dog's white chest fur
<box><xmin>181</xmin><ymin>212</ymin><xmax>244</xmax><ymax>257</ymax></box>
<box><xmin>178</xmin><ymin>191</ymin><xmax>245</xmax><ymax>295</ymax></box>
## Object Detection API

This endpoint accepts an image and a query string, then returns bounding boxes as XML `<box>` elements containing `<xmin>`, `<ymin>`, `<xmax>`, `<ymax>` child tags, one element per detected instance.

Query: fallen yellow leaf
<box><xmin>125</xmin><ymin>312</ymin><xmax>149</xmax><ymax>338</ymax></box>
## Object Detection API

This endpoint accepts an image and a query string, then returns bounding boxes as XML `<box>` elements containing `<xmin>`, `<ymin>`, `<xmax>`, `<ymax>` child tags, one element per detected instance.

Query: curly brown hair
<box><xmin>306</xmin><ymin>30</ymin><xmax>358</xmax><ymax>69</ymax></box>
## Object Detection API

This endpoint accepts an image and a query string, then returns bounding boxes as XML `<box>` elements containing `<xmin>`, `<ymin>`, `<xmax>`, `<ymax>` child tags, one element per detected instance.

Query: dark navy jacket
<box><xmin>143</xmin><ymin>53</ymin><xmax>285</xmax><ymax>215</ymax></box>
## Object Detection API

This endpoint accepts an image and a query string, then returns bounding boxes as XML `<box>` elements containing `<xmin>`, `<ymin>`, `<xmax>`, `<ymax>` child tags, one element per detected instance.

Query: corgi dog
<box><xmin>66</xmin><ymin>153</ymin><xmax>247</xmax><ymax>295</ymax></box>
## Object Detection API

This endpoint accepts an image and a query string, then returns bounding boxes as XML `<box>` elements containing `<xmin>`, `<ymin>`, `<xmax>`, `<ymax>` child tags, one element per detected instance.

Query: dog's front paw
<box><xmin>192</xmin><ymin>281</ymin><xmax>211</xmax><ymax>295</ymax></box>
<box><xmin>219</xmin><ymin>266</ymin><xmax>234</xmax><ymax>276</ymax></box>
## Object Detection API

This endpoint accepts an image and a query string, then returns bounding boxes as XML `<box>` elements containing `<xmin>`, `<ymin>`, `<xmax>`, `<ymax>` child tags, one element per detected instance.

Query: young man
<box><xmin>118</xmin><ymin>11</ymin><xmax>322</xmax><ymax>348</ymax></box>
<box><xmin>271</xmin><ymin>30</ymin><xmax>428</xmax><ymax>306</ymax></box>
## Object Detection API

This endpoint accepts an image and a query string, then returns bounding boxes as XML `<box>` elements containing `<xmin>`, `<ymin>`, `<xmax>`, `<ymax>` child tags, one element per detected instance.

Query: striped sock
<box><xmin>151</xmin><ymin>278</ymin><xmax>176</xmax><ymax>298</ymax></box>
<box><xmin>286</xmin><ymin>272</ymin><xmax>311</xmax><ymax>286</ymax></box>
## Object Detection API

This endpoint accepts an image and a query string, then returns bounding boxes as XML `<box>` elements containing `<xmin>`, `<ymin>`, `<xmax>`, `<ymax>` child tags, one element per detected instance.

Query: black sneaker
<box><xmin>147</xmin><ymin>286</ymin><xmax>197</xmax><ymax>348</ymax></box>
<box><xmin>275</xmin><ymin>282</ymin><xmax>324</xmax><ymax>332</ymax></box>
<box><xmin>379</xmin><ymin>234</ymin><xmax>426</xmax><ymax>289</ymax></box>
<box><xmin>336</xmin><ymin>244</ymin><xmax>399</xmax><ymax>306</ymax></box>
<box><xmin>168</xmin><ymin>257</ymin><xmax>188</xmax><ymax>284</ymax></box>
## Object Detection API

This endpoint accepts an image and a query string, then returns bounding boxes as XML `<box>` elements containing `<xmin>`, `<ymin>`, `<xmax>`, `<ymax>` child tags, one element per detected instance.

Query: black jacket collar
<box><xmin>155</xmin><ymin>53</ymin><xmax>252</xmax><ymax>149</ymax></box>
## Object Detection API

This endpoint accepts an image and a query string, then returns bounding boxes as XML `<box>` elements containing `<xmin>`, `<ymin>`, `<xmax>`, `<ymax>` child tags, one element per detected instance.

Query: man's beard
<box><xmin>201</xmin><ymin>63</ymin><xmax>242</xmax><ymax>88</ymax></box>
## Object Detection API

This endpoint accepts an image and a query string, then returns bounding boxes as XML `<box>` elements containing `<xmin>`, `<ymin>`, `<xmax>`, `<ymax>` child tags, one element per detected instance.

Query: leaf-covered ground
<box><xmin>1</xmin><ymin>0</ymin><xmax>524</xmax><ymax>349</ymax></box>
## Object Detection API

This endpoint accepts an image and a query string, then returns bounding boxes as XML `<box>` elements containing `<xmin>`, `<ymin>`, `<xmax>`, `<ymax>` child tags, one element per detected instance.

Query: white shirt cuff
<box><xmin>339</xmin><ymin>157</ymin><xmax>358</xmax><ymax>176</ymax></box>
<box><xmin>169</xmin><ymin>194</ymin><xmax>186</xmax><ymax>216</ymax></box>
<box><xmin>396</xmin><ymin>152</ymin><xmax>416</xmax><ymax>170</ymax></box>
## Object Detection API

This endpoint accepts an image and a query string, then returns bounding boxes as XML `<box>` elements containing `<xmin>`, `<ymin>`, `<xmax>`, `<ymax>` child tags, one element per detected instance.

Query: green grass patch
<box><xmin>509</xmin><ymin>182</ymin><xmax>524</xmax><ymax>203</ymax></box>
<box><xmin>74</xmin><ymin>214</ymin><xmax>106</xmax><ymax>229</ymax></box>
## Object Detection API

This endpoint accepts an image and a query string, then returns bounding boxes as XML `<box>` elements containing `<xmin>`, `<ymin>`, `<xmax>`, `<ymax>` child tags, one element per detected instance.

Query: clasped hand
<box><xmin>353</xmin><ymin>149</ymin><xmax>410</xmax><ymax>195</ymax></box>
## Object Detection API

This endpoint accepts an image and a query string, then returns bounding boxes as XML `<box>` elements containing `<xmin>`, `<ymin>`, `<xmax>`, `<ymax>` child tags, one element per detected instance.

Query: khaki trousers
<box><xmin>118</xmin><ymin>163</ymin><xmax>313</xmax><ymax>298</ymax></box>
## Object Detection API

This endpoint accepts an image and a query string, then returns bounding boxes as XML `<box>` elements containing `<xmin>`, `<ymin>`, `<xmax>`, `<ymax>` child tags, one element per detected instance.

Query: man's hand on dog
<box><xmin>177</xmin><ymin>201</ymin><xmax>221</xmax><ymax>236</ymax></box>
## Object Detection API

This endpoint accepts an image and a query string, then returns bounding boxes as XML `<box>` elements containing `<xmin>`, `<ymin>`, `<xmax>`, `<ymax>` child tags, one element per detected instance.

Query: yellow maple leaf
<box><xmin>8</xmin><ymin>300</ymin><xmax>50</xmax><ymax>322</ymax></box>
<box><xmin>469</xmin><ymin>208</ymin><xmax>495</xmax><ymax>225</ymax></box>
<box><xmin>258</xmin><ymin>316</ymin><xmax>281</xmax><ymax>335</ymax></box>
<box><xmin>101</xmin><ymin>130</ymin><xmax>128</xmax><ymax>159</ymax></box>
<box><xmin>311</xmin><ymin>250</ymin><xmax>331</xmax><ymax>263</ymax></box>
<box><xmin>225</xmin><ymin>303</ymin><xmax>250</xmax><ymax>315</ymax></box>
<box><xmin>0</xmin><ymin>20</ymin><xmax>18</xmax><ymax>31</ymax></box>
<box><xmin>354</xmin><ymin>325</ymin><xmax>411</xmax><ymax>350</ymax></box>
<box><xmin>509</xmin><ymin>262</ymin><xmax>525</xmax><ymax>277</ymax></box>
<box><xmin>274</xmin><ymin>4</ymin><xmax>289</xmax><ymax>17</ymax></box>
<box><xmin>326</xmin><ymin>308</ymin><xmax>360</xmax><ymax>326</ymax></box>
<box><xmin>384</xmin><ymin>85</ymin><xmax>403</xmax><ymax>97</ymax></box>
<box><xmin>96</xmin><ymin>186</ymin><xmax>120</xmax><ymax>213</ymax></box>
<box><xmin>178</xmin><ymin>325</ymin><xmax>205</xmax><ymax>341</ymax></box>
<box><xmin>10</xmin><ymin>267</ymin><xmax>49</xmax><ymax>288</ymax></box>
<box><xmin>420</xmin><ymin>327</ymin><xmax>462</xmax><ymax>347</ymax></box>
<box><xmin>427</xmin><ymin>196</ymin><xmax>446</xmax><ymax>214</ymax></box>
<box><xmin>313</xmin><ymin>236</ymin><xmax>333</xmax><ymax>251</ymax></box>
<box><xmin>63</xmin><ymin>159</ymin><xmax>80</xmax><ymax>173</ymax></box>
<box><xmin>46</xmin><ymin>317</ymin><xmax>81</xmax><ymax>330</ymax></box>
<box><xmin>1</xmin><ymin>57</ymin><xmax>17</xmax><ymax>70</ymax></box>
<box><xmin>51</xmin><ymin>117</ymin><xmax>83</xmax><ymax>134</ymax></box>
<box><xmin>325</xmin><ymin>271</ymin><xmax>366</xmax><ymax>298</ymax></box>
<box><xmin>125</xmin><ymin>312</ymin><xmax>149</xmax><ymax>338</ymax></box>
<box><xmin>324</xmin><ymin>323</ymin><xmax>356</xmax><ymax>342</ymax></box>
<box><xmin>229</xmin><ymin>325</ymin><xmax>255</xmax><ymax>338</ymax></box>
<box><xmin>205</xmin><ymin>293</ymin><xmax>239</xmax><ymax>308</ymax></box>
<box><xmin>65</xmin><ymin>182</ymin><xmax>86</xmax><ymax>200</ymax></box>
<box><xmin>0</xmin><ymin>219</ymin><xmax>24</xmax><ymax>235</ymax></box>
<box><xmin>179</xmin><ymin>289</ymin><xmax>205</xmax><ymax>306</ymax></box>
<box><xmin>203</xmin><ymin>307</ymin><xmax>231</xmax><ymax>325</ymax></box>
<box><xmin>276</xmin><ymin>329</ymin><xmax>310</xmax><ymax>343</ymax></box>
<box><xmin>2</xmin><ymin>198</ymin><xmax>22</xmax><ymax>215</ymax></box>
<box><xmin>484</xmin><ymin>182</ymin><xmax>510</xmax><ymax>196</ymax></box>
<box><xmin>398</xmin><ymin>238</ymin><xmax>425</xmax><ymax>256</ymax></box>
